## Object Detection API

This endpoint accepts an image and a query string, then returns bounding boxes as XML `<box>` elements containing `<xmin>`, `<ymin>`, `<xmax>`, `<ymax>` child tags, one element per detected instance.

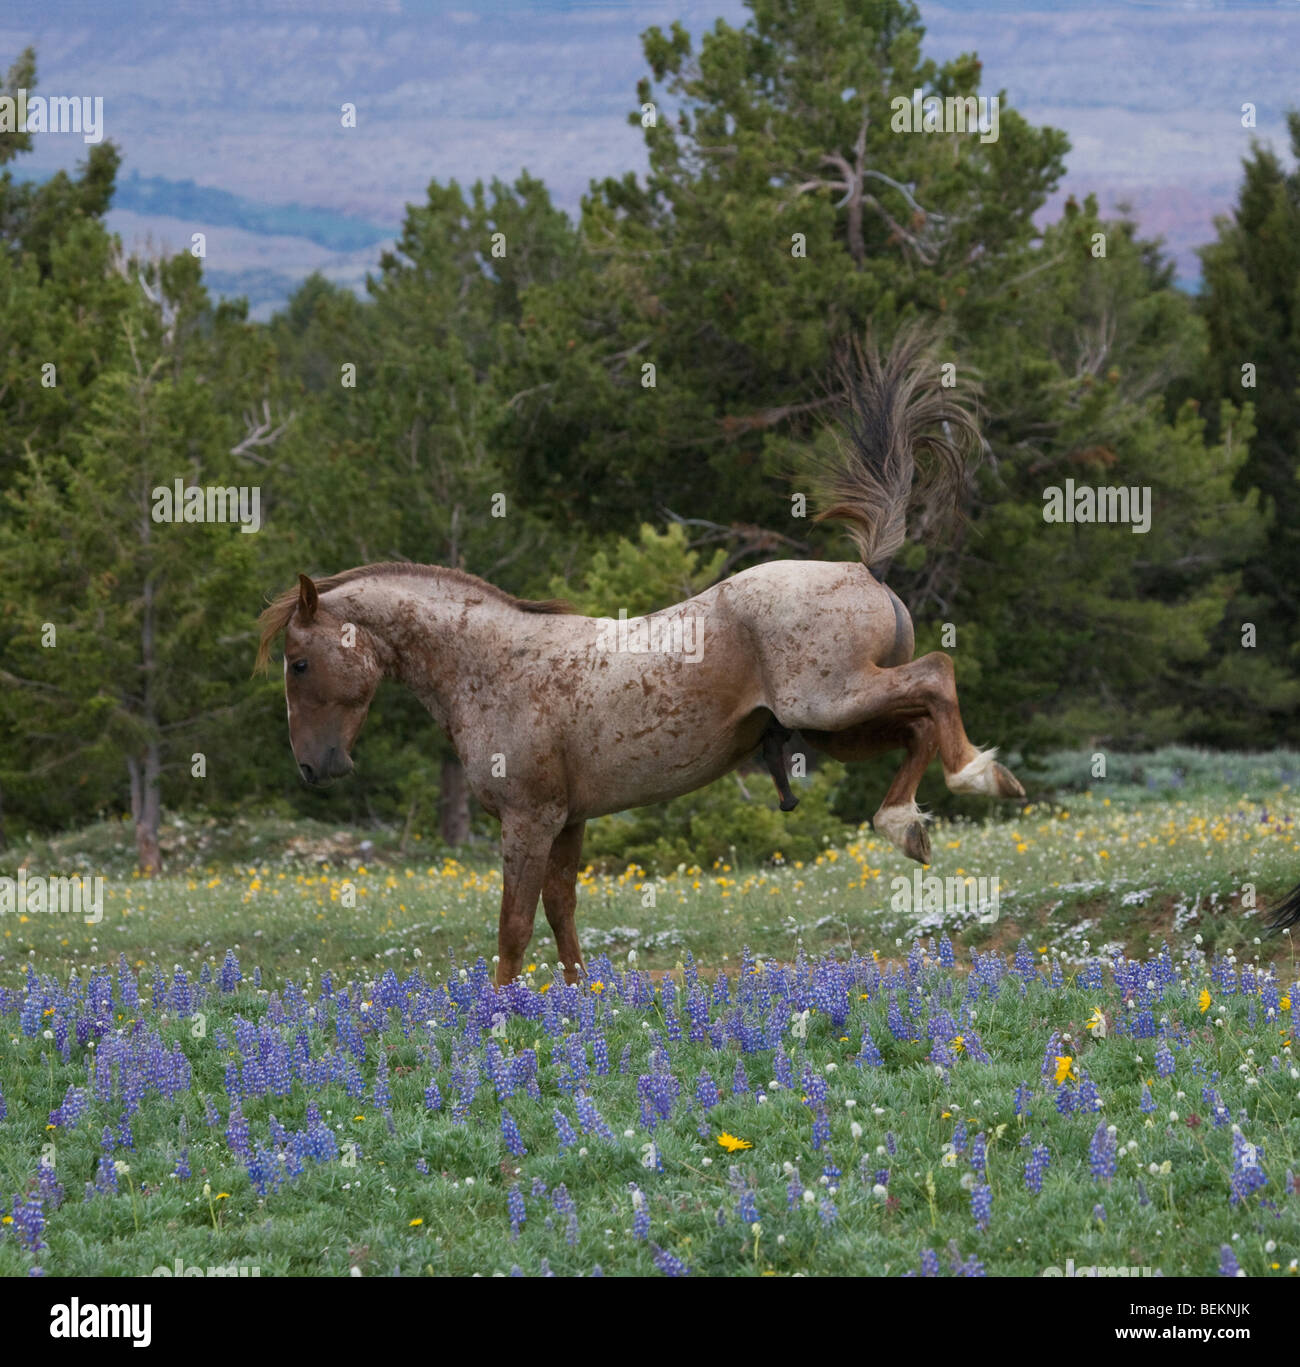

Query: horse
<box><xmin>255</xmin><ymin>328</ymin><xmax>1024</xmax><ymax>986</ymax></box>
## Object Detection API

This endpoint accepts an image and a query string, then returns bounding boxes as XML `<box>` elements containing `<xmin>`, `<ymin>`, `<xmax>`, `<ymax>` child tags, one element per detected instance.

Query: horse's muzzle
<box><xmin>299</xmin><ymin>747</ymin><xmax>352</xmax><ymax>785</ymax></box>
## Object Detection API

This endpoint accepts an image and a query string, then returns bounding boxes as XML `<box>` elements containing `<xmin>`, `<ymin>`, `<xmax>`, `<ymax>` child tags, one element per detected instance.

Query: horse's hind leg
<box><xmin>788</xmin><ymin>652</ymin><xmax>1023</xmax><ymax>802</ymax></box>
<box><xmin>542</xmin><ymin>821</ymin><xmax>587</xmax><ymax>986</ymax></box>
<box><xmin>805</xmin><ymin>716</ymin><xmax>938</xmax><ymax>864</ymax></box>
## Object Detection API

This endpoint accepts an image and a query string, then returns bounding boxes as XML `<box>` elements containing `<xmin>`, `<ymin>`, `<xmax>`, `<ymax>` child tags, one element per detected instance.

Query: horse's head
<box><xmin>267</xmin><ymin>574</ymin><xmax>384</xmax><ymax>785</ymax></box>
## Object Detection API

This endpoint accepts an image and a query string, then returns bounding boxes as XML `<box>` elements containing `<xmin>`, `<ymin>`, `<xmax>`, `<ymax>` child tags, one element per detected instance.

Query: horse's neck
<box><xmin>328</xmin><ymin>573</ymin><xmax>514</xmax><ymax>733</ymax></box>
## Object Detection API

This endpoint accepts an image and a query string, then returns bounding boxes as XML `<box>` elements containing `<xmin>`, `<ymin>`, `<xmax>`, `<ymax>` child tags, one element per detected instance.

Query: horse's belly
<box><xmin>569</xmin><ymin>713</ymin><xmax>766</xmax><ymax>819</ymax></box>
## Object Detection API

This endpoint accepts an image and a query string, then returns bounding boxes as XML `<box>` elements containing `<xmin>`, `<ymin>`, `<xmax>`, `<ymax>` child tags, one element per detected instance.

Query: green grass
<box><xmin>0</xmin><ymin>781</ymin><xmax>1298</xmax><ymax>1277</ymax></box>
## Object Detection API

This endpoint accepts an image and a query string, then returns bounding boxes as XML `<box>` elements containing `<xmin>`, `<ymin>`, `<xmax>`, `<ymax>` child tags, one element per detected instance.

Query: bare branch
<box><xmin>231</xmin><ymin>399</ymin><xmax>296</xmax><ymax>463</ymax></box>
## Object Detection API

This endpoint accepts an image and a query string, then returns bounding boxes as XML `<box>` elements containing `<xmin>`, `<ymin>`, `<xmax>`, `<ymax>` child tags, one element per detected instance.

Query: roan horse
<box><xmin>255</xmin><ymin>329</ymin><xmax>1025</xmax><ymax>987</ymax></box>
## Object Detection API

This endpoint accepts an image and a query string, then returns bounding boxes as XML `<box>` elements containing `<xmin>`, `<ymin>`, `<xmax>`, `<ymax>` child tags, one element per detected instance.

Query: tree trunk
<box><xmin>438</xmin><ymin>753</ymin><xmax>470</xmax><ymax>846</ymax></box>
<box><xmin>127</xmin><ymin>746</ymin><xmax>162</xmax><ymax>874</ymax></box>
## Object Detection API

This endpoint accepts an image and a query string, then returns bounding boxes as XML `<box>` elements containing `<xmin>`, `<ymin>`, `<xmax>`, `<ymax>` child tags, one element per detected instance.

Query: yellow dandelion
<box><xmin>717</xmin><ymin>1132</ymin><xmax>753</xmax><ymax>1153</ymax></box>
<box><xmin>409</xmin><ymin>1218</ymin><xmax>424</xmax><ymax>1227</ymax></box>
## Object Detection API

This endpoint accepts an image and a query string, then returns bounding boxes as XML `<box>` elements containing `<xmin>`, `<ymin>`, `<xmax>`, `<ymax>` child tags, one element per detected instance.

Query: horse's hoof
<box><xmin>993</xmin><ymin>763</ymin><xmax>1025</xmax><ymax>800</ymax></box>
<box><xmin>779</xmin><ymin>795</ymin><xmax>799</xmax><ymax>812</ymax></box>
<box><xmin>903</xmin><ymin>821</ymin><xmax>931</xmax><ymax>864</ymax></box>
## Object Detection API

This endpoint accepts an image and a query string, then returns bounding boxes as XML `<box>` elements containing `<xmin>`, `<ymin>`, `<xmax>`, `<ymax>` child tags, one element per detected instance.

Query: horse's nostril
<box><xmin>299</xmin><ymin>762</ymin><xmax>316</xmax><ymax>784</ymax></box>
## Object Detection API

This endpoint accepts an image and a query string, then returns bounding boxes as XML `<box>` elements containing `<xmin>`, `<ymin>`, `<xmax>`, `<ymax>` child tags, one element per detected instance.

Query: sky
<box><xmin>4</xmin><ymin>0</ymin><xmax>1296</xmax><ymax>318</ymax></box>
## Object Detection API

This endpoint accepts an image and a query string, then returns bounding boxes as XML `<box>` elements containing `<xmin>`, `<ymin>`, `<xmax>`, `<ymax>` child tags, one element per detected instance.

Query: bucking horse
<box><xmin>255</xmin><ymin>327</ymin><xmax>1026</xmax><ymax>985</ymax></box>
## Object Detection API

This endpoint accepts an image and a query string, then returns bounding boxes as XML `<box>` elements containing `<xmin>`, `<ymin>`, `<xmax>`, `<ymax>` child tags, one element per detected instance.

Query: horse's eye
<box><xmin>291</xmin><ymin>659</ymin><xmax>308</xmax><ymax>675</ymax></box>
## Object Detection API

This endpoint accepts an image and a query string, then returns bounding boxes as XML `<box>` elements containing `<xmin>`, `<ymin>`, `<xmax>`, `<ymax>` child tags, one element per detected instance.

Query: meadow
<box><xmin>1</xmin><ymin>772</ymin><xmax>1299</xmax><ymax>1277</ymax></box>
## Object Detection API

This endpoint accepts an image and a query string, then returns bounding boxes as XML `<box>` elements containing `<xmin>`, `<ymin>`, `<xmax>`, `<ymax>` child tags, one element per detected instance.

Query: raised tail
<box><xmin>811</xmin><ymin>323</ymin><xmax>982</xmax><ymax>576</ymax></box>
<box><xmin>1264</xmin><ymin>882</ymin><xmax>1300</xmax><ymax>933</ymax></box>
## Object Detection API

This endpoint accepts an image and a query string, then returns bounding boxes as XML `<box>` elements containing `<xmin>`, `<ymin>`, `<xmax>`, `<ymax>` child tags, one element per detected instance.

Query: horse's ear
<box><xmin>296</xmin><ymin>573</ymin><xmax>319</xmax><ymax>624</ymax></box>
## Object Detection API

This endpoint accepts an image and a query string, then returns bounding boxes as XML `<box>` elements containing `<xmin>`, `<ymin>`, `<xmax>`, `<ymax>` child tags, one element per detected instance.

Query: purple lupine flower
<box><xmin>35</xmin><ymin>1162</ymin><xmax>63</xmax><ymax>1211</ymax></box>
<box><xmin>1092</xmin><ymin>1203</ymin><xmax>1106</xmax><ymax>1223</ymax></box>
<box><xmin>551</xmin><ymin>1184</ymin><xmax>575</xmax><ymax>1218</ymax></box>
<box><xmin>93</xmin><ymin>1156</ymin><xmax>118</xmax><ymax>1196</ymax></box>
<box><xmin>952</xmin><ymin>1120</ymin><xmax>967</xmax><ymax>1154</ymax></box>
<box><xmin>732</xmin><ymin>1059</ymin><xmax>749</xmax><ymax>1094</ymax></box>
<box><xmin>48</xmin><ymin>1084</ymin><xmax>88</xmax><ymax>1131</ymax></box>
<box><xmin>1229</xmin><ymin>1130</ymin><xmax>1268</xmax><ymax>1205</ymax></box>
<box><xmin>819</xmin><ymin>1195</ymin><xmax>838</xmax><ymax>1225</ymax></box>
<box><xmin>553</xmin><ymin>1109</ymin><xmax>578</xmax><ymax>1152</ymax></box>
<box><xmin>1088</xmin><ymin>1123</ymin><xmax>1117</xmax><ymax>1180</ymax></box>
<box><xmin>1076</xmin><ymin>1072</ymin><xmax>1101</xmax><ymax>1113</ymax></box>
<box><xmin>424</xmin><ymin>1079</ymin><xmax>442</xmax><ymax>1110</ymax></box>
<box><xmin>1139</xmin><ymin>1082</ymin><xmax>1156</xmax><ymax>1114</ymax></box>
<box><xmin>651</xmin><ymin>1243</ymin><xmax>689</xmax><ymax>1277</ymax></box>
<box><xmin>971</xmin><ymin>1182</ymin><xmax>992</xmax><ymax>1231</ymax></box>
<box><xmin>501</xmin><ymin>1110</ymin><xmax>527</xmax><ymax>1158</ymax></box>
<box><xmin>172</xmin><ymin>1150</ymin><xmax>190</xmax><ymax>1180</ymax></box>
<box><xmin>774</xmin><ymin>1047</ymin><xmax>795</xmax><ymax>1089</ymax></box>
<box><xmin>1013</xmin><ymin>1083</ymin><xmax>1033</xmax><ymax>1118</ymax></box>
<box><xmin>508</xmin><ymin>1184</ymin><xmax>525</xmax><ymax>1240</ymax></box>
<box><xmin>219</xmin><ymin>950</ymin><xmax>242</xmax><ymax>993</ymax></box>
<box><xmin>855</xmin><ymin>1023</ymin><xmax>884</xmax><ymax>1068</ymax></box>
<box><xmin>1155</xmin><ymin>1038</ymin><xmax>1176</xmax><ymax>1078</ymax></box>
<box><xmin>415</xmin><ymin>1158</ymin><xmax>429</xmax><ymax>1176</ymax></box>
<box><xmin>737</xmin><ymin>1189</ymin><xmax>758</xmax><ymax>1225</ymax></box>
<box><xmin>226</xmin><ymin>1101</ymin><xmax>251</xmax><ymax>1161</ymax></box>
<box><xmin>575</xmin><ymin>1093</ymin><xmax>615</xmax><ymax>1142</ymax></box>
<box><xmin>629</xmin><ymin>1184</ymin><xmax>650</xmax><ymax>1241</ymax></box>
<box><xmin>970</xmin><ymin>1133</ymin><xmax>986</xmax><ymax>1175</ymax></box>
<box><xmin>1025</xmin><ymin>1144</ymin><xmax>1050</xmax><ymax>1194</ymax></box>
<box><xmin>695</xmin><ymin>1070</ymin><xmax>719</xmax><ymax>1110</ymax></box>
<box><xmin>787</xmin><ymin>1168</ymin><xmax>803</xmax><ymax>1208</ymax></box>
<box><xmin>1219</xmin><ymin>1245</ymin><xmax>1242</xmax><ymax>1277</ymax></box>
<box><xmin>12</xmin><ymin>1195</ymin><xmax>45</xmax><ymax>1253</ymax></box>
<box><xmin>565</xmin><ymin>1211</ymin><xmax>579</xmax><ymax>1247</ymax></box>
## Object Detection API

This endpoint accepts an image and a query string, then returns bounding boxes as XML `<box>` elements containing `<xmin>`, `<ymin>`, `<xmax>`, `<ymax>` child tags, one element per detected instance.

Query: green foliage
<box><xmin>1195</xmin><ymin>110</ymin><xmax>1300</xmax><ymax>710</ymax></box>
<box><xmin>550</xmin><ymin>522</ymin><xmax>727</xmax><ymax>615</ymax></box>
<box><xmin>583</xmin><ymin>759</ymin><xmax>848</xmax><ymax>873</ymax></box>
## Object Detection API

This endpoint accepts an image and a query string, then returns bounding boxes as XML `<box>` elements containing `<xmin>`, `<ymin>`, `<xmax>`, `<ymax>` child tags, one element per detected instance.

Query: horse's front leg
<box><xmin>496</xmin><ymin>814</ymin><xmax>561</xmax><ymax>987</ymax></box>
<box><xmin>542</xmin><ymin>821</ymin><xmax>587</xmax><ymax>985</ymax></box>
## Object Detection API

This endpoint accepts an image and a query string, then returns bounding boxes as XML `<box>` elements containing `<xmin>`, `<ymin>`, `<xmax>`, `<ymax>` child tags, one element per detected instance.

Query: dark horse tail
<box><xmin>811</xmin><ymin>323</ymin><xmax>983</xmax><ymax>577</ymax></box>
<box><xmin>1265</xmin><ymin>882</ymin><xmax>1300</xmax><ymax>933</ymax></box>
